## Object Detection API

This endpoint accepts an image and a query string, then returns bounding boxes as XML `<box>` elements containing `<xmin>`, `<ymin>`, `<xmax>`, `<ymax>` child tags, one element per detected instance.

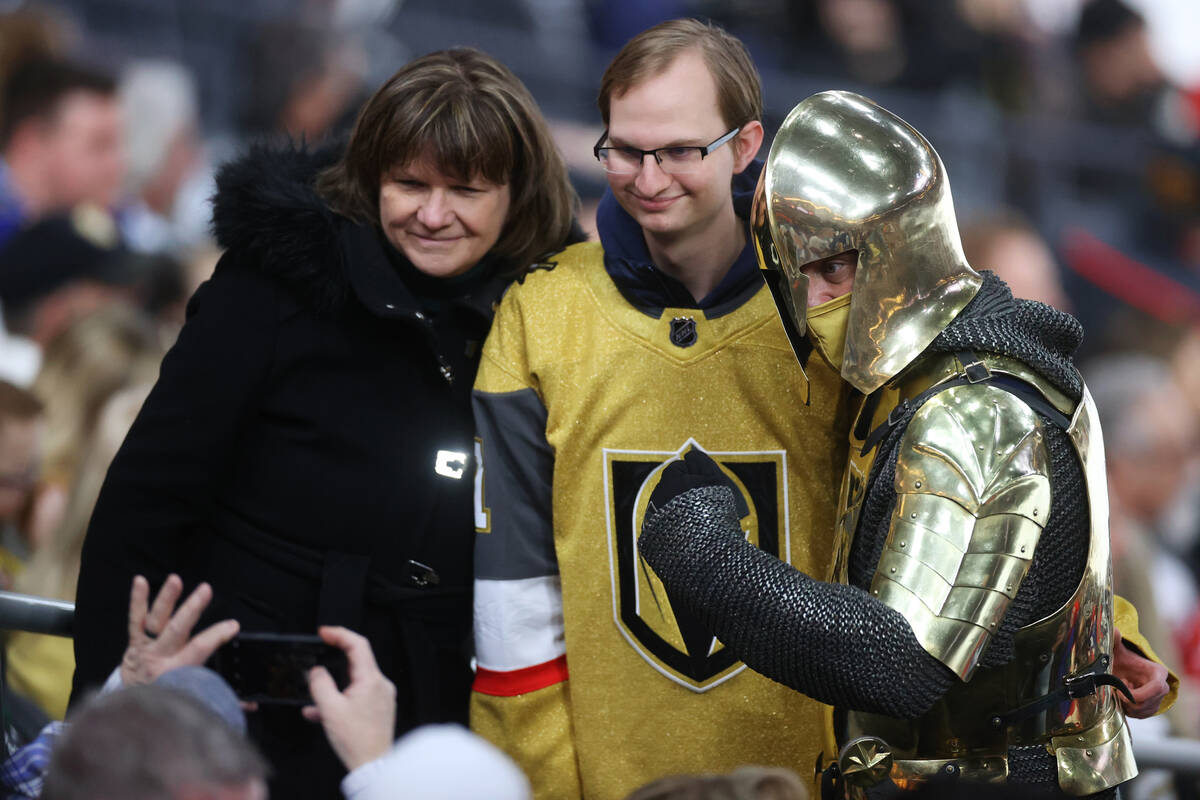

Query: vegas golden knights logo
<box><xmin>604</xmin><ymin>439</ymin><xmax>789</xmax><ymax>692</ymax></box>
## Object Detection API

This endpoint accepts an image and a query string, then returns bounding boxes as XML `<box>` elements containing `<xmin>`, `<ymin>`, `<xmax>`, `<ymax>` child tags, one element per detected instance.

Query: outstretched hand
<box><xmin>303</xmin><ymin>626</ymin><xmax>396</xmax><ymax>772</ymax></box>
<box><xmin>1112</xmin><ymin>629</ymin><xmax>1170</xmax><ymax>718</ymax></box>
<box><xmin>120</xmin><ymin>574</ymin><xmax>240</xmax><ymax>687</ymax></box>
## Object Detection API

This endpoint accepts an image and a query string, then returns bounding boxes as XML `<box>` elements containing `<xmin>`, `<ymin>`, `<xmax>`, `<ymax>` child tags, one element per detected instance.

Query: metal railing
<box><xmin>0</xmin><ymin>591</ymin><xmax>74</xmax><ymax>638</ymax></box>
<box><xmin>1135</xmin><ymin>736</ymin><xmax>1200</xmax><ymax>774</ymax></box>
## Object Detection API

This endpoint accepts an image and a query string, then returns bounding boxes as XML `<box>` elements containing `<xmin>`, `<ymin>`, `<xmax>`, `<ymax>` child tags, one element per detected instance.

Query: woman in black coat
<box><xmin>71</xmin><ymin>48</ymin><xmax>577</xmax><ymax>797</ymax></box>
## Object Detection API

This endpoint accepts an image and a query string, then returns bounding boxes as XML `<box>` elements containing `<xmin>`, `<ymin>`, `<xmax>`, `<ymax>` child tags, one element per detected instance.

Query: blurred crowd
<box><xmin>0</xmin><ymin>0</ymin><xmax>1192</xmax><ymax>798</ymax></box>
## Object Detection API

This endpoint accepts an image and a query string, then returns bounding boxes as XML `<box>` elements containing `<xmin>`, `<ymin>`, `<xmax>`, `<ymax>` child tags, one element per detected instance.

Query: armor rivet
<box><xmin>1040</xmin><ymin>653</ymin><xmax>1050</xmax><ymax>663</ymax></box>
<box><xmin>990</xmin><ymin>716</ymin><xmax>1002</xmax><ymax>729</ymax></box>
<box><xmin>1006</xmin><ymin>584</ymin><xmax>1013</xmax><ymax>592</ymax></box>
<box><xmin>914</xmin><ymin>481</ymin><xmax>921</xmax><ymax>488</ymax></box>
<box><xmin>873</xmin><ymin>590</ymin><xmax>879</xmax><ymax>595</ymax></box>
<box><xmin>1033</xmin><ymin>509</ymin><xmax>1039</xmax><ymax>516</ymax></box>
<box><xmin>1086</xmin><ymin>750</ymin><xmax>1094</xmax><ymax>758</ymax></box>
<box><xmin>990</xmin><ymin>622</ymin><xmax>995</xmax><ymax>628</ymax></box>
<box><xmin>910</xmin><ymin>512</ymin><xmax>917</xmax><ymax>519</ymax></box>
<box><xmin>890</xmin><ymin>567</ymin><xmax>896</xmax><ymax>574</ymax></box>
<box><xmin>1020</xmin><ymin>546</ymin><xmax>1026</xmax><ymax>554</ymax></box>
<box><xmin>899</xmin><ymin>541</ymin><xmax>906</xmax><ymax>548</ymax></box>
<box><xmin>1077</xmin><ymin>737</ymin><xmax>1085</xmax><ymax>743</ymax></box>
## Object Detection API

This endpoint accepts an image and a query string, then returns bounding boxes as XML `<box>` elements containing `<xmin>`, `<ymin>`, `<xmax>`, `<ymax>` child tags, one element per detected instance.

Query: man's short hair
<box><xmin>41</xmin><ymin>685</ymin><xmax>268</xmax><ymax>800</ymax></box>
<box><xmin>1075</xmin><ymin>0</ymin><xmax>1145</xmax><ymax>51</ymax></box>
<box><xmin>0</xmin><ymin>57</ymin><xmax>116</xmax><ymax>150</ymax></box>
<box><xmin>597</xmin><ymin>18</ymin><xmax>762</xmax><ymax>130</ymax></box>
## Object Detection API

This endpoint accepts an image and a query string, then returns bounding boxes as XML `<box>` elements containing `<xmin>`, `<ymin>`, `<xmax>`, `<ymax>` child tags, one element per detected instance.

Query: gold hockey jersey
<box><xmin>471</xmin><ymin>241</ymin><xmax>850</xmax><ymax>800</ymax></box>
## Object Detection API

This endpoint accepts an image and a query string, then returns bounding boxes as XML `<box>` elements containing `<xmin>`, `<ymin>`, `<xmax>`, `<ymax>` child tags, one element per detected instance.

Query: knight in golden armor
<box><xmin>639</xmin><ymin>91</ymin><xmax>1140</xmax><ymax>798</ymax></box>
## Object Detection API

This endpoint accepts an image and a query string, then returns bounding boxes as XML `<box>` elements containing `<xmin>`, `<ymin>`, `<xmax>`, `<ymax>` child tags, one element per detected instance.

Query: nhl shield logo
<box><xmin>669</xmin><ymin>316</ymin><xmax>698</xmax><ymax>348</ymax></box>
<box><xmin>604</xmin><ymin>439</ymin><xmax>789</xmax><ymax>692</ymax></box>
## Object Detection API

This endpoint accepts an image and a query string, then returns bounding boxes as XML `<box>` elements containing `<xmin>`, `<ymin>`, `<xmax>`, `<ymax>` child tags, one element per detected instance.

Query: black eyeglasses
<box><xmin>593</xmin><ymin>127</ymin><xmax>741</xmax><ymax>175</ymax></box>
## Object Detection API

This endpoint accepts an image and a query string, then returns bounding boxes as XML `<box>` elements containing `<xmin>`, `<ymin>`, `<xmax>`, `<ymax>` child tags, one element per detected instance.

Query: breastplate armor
<box><xmin>832</xmin><ymin>352</ymin><xmax>1137</xmax><ymax>796</ymax></box>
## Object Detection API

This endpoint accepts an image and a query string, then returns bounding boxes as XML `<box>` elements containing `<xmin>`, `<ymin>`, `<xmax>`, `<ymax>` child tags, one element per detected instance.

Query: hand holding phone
<box><xmin>210</xmin><ymin>632</ymin><xmax>349</xmax><ymax>706</ymax></box>
<box><xmin>302</xmin><ymin>626</ymin><xmax>397</xmax><ymax>772</ymax></box>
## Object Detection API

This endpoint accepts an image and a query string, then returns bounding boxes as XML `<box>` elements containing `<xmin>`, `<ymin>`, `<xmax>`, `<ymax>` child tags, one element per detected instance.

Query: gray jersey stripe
<box><xmin>473</xmin><ymin>387</ymin><xmax>560</xmax><ymax>580</ymax></box>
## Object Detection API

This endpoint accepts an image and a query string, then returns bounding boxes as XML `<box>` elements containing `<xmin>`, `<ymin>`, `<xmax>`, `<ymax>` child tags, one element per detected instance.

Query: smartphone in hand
<box><xmin>210</xmin><ymin>632</ymin><xmax>350</xmax><ymax>706</ymax></box>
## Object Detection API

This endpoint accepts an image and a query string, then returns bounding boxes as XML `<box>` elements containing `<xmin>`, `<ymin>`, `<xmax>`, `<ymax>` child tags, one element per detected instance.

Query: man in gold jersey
<box><xmin>469</xmin><ymin>18</ymin><xmax>850</xmax><ymax>800</ymax></box>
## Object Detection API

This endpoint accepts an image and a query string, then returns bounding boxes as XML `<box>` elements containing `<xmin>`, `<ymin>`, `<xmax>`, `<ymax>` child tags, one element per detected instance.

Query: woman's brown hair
<box><xmin>318</xmin><ymin>48</ymin><xmax>577</xmax><ymax>272</ymax></box>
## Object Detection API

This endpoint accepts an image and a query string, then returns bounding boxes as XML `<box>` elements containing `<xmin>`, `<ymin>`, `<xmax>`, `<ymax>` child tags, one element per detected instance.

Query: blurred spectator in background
<box><xmin>0</xmin><ymin>209</ymin><xmax>125</xmax><ymax>346</ymax></box>
<box><xmin>40</xmin><ymin>680</ymin><xmax>266</xmax><ymax>800</ymax></box>
<box><xmin>0</xmin><ymin>7</ymin><xmax>72</xmax><ymax>85</ymax></box>
<box><xmin>1074</xmin><ymin>0</ymin><xmax>1165</xmax><ymax>125</ymax></box>
<box><xmin>2</xmin><ymin>306</ymin><xmax>159</xmax><ymax>723</ymax></box>
<box><xmin>1086</xmin><ymin>353</ymin><xmax>1200</xmax><ymax>744</ymax></box>
<box><xmin>25</xmin><ymin>307</ymin><xmax>160</xmax><ymax>552</ymax></box>
<box><xmin>6</xmin><ymin>382</ymin><xmax>153</xmax><ymax>720</ymax></box>
<box><xmin>806</xmin><ymin>0</ymin><xmax>909</xmax><ymax>86</ymax></box>
<box><xmin>625</xmin><ymin>766</ymin><xmax>809</xmax><ymax>800</ymax></box>
<box><xmin>4</xmin><ymin>575</ymin><xmax>529</xmax><ymax>799</ymax></box>
<box><xmin>1</xmin><ymin>572</ymin><xmax>245</xmax><ymax>798</ymax></box>
<box><xmin>961</xmin><ymin>208</ymin><xmax>1071</xmax><ymax>310</ymax></box>
<box><xmin>586</xmin><ymin>0</ymin><xmax>692</xmax><ymax>50</ymax></box>
<box><xmin>0</xmin><ymin>208</ymin><xmax>189</xmax><ymax>353</ymax></box>
<box><xmin>238</xmin><ymin>20</ymin><xmax>366</xmax><ymax>143</ymax></box>
<box><xmin>761</xmin><ymin>0</ymin><xmax>997</xmax><ymax>93</ymax></box>
<box><xmin>0</xmin><ymin>57</ymin><xmax>124</xmax><ymax>245</ymax></box>
<box><xmin>0</xmin><ymin>380</ymin><xmax>41</xmax><ymax>590</ymax></box>
<box><xmin>118</xmin><ymin>60</ymin><xmax>213</xmax><ymax>256</ymax></box>
<box><xmin>1140</xmin><ymin>142</ymin><xmax>1200</xmax><ymax>275</ymax></box>
<box><xmin>1171</xmin><ymin>328</ymin><xmax>1200</xmax><ymax>456</ymax></box>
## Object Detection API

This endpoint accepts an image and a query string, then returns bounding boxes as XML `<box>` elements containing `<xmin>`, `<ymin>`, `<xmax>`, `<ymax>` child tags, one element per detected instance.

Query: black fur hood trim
<box><xmin>211</xmin><ymin>142</ymin><xmax>353</xmax><ymax>313</ymax></box>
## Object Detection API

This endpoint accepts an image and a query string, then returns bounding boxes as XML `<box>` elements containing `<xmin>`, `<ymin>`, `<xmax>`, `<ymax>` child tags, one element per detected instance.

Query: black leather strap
<box><xmin>992</xmin><ymin>656</ymin><xmax>1133</xmax><ymax>728</ymax></box>
<box><xmin>860</xmin><ymin>351</ymin><xmax>1071</xmax><ymax>458</ymax></box>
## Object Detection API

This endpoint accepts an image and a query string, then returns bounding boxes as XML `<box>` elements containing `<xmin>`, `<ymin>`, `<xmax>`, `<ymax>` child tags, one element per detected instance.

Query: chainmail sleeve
<box><xmin>640</xmin><ymin>484</ymin><xmax>955</xmax><ymax>719</ymax></box>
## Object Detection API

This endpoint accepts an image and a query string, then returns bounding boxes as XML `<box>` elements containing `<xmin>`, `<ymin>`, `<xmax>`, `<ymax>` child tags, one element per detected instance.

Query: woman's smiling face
<box><xmin>378</xmin><ymin>158</ymin><xmax>511</xmax><ymax>278</ymax></box>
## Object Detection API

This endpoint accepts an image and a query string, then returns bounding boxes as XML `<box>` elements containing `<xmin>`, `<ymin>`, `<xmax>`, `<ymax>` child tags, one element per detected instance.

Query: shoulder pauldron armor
<box><xmin>874</xmin><ymin>383</ymin><xmax>1050</xmax><ymax>679</ymax></box>
<box><xmin>835</xmin><ymin>353</ymin><xmax>1136</xmax><ymax>797</ymax></box>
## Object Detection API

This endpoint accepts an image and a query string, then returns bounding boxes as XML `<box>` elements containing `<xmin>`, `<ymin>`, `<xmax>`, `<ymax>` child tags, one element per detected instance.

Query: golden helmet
<box><xmin>752</xmin><ymin>90</ymin><xmax>981</xmax><ymax>393</ymax></box>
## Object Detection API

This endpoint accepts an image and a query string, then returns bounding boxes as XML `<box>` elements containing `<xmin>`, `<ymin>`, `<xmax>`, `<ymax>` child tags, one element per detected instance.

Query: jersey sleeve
<box><xmin>470</xmin><ymin>289</ymin><xmax>581</xmax><ymax>798</ymax></box>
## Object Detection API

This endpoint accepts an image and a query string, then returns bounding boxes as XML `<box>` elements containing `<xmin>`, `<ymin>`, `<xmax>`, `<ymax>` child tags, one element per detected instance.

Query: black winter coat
<box><xmin>72</xmin><ymin>146</ymin><xmax>507</xmax><ymax>797</ymax></box>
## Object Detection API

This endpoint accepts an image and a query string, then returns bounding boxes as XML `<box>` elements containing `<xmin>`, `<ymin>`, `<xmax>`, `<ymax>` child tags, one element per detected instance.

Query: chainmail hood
<box><xmin>928</xmin><ymin>271</ymin><xmax>1084</xmax><ymax>400</ymax></box>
